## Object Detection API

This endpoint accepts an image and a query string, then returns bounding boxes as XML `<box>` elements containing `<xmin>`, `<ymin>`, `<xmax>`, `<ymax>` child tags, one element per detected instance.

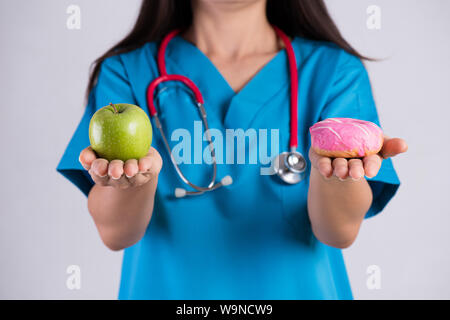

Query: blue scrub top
<box><xmin>57</xmin><ymin>35</ymin><xmax>400</xmax><ymax>300</ymax></box>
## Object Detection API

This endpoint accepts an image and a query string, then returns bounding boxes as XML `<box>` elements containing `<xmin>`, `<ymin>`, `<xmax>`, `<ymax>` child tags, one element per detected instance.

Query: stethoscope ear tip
<box><xmin>221</xmin><ymin>175</ymin><xmax>233</xmax><ymax>186</ymax></box>
<box><xmin>174</xmin><ymin>188</ymin><xmax>187</xmax><ymax>198</ymax></box>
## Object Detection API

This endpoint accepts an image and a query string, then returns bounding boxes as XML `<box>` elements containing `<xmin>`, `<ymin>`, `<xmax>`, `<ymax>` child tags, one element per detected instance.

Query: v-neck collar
<box><xmin>164</xmin><ymin>35</ymin><xmax>299</xmax><ymax>129</ymax></box>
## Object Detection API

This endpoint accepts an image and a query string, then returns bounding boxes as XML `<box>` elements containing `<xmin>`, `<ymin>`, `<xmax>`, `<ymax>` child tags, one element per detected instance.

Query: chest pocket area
<box><xmin>153</xmin><ymin>83</ymin><xmax>216</xmax><ymax>188</ymax></box>
<box><xmin>273</xmin><ymin>123</ymin><xmax>314</xmax><ymax>245</ymax></box>
<box><xmin>278</xmin><ymin>176</ymin><xmax>315</xmax><ymax>245</ymax></box>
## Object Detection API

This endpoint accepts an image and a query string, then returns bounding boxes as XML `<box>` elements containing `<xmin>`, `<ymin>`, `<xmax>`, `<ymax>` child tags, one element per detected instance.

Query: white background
<box><xmin>0</xmin><ymin>0</ymin><xmax>449</xmax><ymax>299</ymax></box>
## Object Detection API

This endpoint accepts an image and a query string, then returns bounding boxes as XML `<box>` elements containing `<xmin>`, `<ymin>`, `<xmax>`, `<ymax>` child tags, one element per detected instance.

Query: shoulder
<box><xmin>120</xmin><ymin>41</ymin><xmax>159</xmax><ymax>65</ymax></box>
<box><xmin>291</xmin><ymin>36</ymin><xmax>370</xmax><ymax>99</ymax></box>
<box><xmin>96</xmin><ymin>41</ymin><xmax>161</xmax><ymax>104</ymax></box>
<box><xmin>100</xmin><ymin>41</ymin><xmax>160</xmax><ymax>79</ymax></box>
<box><xmin>292</xmin><ymin>36</ymin><xmax>366</xmax><ymax>74</ymax></box>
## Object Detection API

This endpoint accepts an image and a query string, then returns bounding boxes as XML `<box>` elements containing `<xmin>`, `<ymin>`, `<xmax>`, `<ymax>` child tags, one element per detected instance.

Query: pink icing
<box><xmin>309</xmin><ymin>118</ymin><xmax>383</xmax><ymax>156</ymax></box>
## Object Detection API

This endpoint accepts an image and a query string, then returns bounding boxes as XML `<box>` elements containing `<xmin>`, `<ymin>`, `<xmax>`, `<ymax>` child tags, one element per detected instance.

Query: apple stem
<box><xmin>110</xmin><ymin>103</ymin><xmax>118</xmax><ymax>114</ymax></box>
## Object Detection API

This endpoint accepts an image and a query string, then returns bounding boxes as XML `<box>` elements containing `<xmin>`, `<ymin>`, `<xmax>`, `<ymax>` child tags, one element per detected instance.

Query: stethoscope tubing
<box><xmin>146</xmin><ymin>26</ymin><xmax>303</xmax><ymax>195</ymax></box>
<box><xmin>272</xmin><ymin>26</ymin><xmax>299</xmax><ymax>150</ymax></box>
<box><xmin>152</xmin><ymin>109</ymin><xmax>218</xmax><ymax>193</ymax></box>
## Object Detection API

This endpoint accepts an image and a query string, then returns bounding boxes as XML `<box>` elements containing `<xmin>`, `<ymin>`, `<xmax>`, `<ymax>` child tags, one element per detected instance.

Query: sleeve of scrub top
<box><xmin>56</xmin><ymin>55</ymin><xmax>137</xmax><ymax>197</ymax></box>
<box><xmin>319</xmin><ymin>51</ymin><xmax>401</xmax><ymax>219</ymax></box>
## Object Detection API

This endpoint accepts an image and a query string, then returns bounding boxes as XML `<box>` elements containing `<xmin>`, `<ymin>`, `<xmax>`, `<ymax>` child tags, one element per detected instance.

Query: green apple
<box><xmin>89</xmin><ymin>103</ymin><xmax>152</xmax><ymax>162</ymax></box>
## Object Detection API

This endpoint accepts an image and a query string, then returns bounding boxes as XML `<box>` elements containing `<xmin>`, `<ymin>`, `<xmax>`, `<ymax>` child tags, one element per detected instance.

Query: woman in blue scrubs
<box><xmin>58</xmin><ymin>0</ymin><xmax>407</xmax><ymax>299</ymax></box>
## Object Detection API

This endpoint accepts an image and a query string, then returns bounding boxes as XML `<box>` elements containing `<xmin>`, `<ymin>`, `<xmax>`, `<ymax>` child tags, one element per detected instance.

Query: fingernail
<box><xmin>79</xmin><ymin>156</ymin><xmax>88</xmax><ymax>170</ymax></box>
<box><xmin>93</xmin><ymin>167</ymin><xmax>107</xmax><ymax>178</ymax></box>
<box><xmin>351</xmin><ymin>177</ymin><xmax>361</xmax><ymax>181</ymax></box>
<box><xmin>110</xmin><ymin>175</ymin><xmax>121</xmax><ymax>180</ymax></box>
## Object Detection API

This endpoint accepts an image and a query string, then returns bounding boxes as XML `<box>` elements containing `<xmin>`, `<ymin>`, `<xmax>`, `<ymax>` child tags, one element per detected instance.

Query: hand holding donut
<box><xmin>308</xmin><ymin>118</ymin><xmax>408</xmax><ymax>181</ymax></box>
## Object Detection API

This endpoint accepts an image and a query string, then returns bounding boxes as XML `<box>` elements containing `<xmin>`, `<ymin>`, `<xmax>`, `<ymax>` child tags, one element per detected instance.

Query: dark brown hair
<box><xmin>86</xmin><ymin>0</ymin><xmax>368</xmax><ymax>98</ymax></box>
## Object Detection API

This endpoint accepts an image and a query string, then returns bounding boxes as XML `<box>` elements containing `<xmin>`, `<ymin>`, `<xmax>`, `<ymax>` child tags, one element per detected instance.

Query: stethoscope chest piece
<box><xmin>272</xmin><ymin>151</ymin><xmax>307</xmax><ymax>184</ymax></box>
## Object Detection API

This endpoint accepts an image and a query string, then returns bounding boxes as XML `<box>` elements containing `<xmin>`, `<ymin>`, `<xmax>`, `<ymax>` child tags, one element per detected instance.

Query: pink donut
<box><xmin>309</xmin><ymin>118</ymin><xmax>383</xmax><ymax>158</ymax></box>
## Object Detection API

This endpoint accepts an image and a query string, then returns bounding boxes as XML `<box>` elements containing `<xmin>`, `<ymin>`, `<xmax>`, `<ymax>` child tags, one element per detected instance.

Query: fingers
<box><xmin>325</xmin><ymin>157</ymin><xmax>378</xmax><ymax>181</ymax></box>
<box><xmin>89</xmin><ymin>169</ymin><xmax>109</xmax><ymax>186</ymax></box>
<box><xmin>105</xmin><ymin>160</ymin><xmax>131</xmax><ymax>189</ymax></box>
<box><xmin>139</xmin><ymin>147</ymin><xmax>163</xmax><ymax>176</ymax></box>
<box><xmin>309</xmin><ymin>148</ymin><xmax>332</xmax><ymax>178</ymax></box>
<box><xmin>108</xmin><ymin>160</ymin><xmax>124</xmax><ymax>179</ymax></box>
<box><xmin>91</xmin><ymin>158</ymin><xmax>109</xmax><ymax>177</ymax></box>
<box><xmin>83</xmin><ymin>147</ymin><xmax>162</xmax><ymax>189</ymax></box>
<box><xmin>109</xmin><ymin>174</ymin><xmax>130</xmax><ymax>189</ymax></box>
<box><xmin>380</xmin><ymin>137</ymin><xmax>408</xmax><ymax>159</ymax></box>
<box><xmin>317</xmin><ymin>157</ymin><xmax>333</xmax><ymax>178</ymax></box>
<box><xmin>88</xmin><ymin>159</ymin><xmax>109</xmax><ymax>186</ymax></box>
<box><xmin>126</xmin><ymin>148</ymin><xmax>162</xmax><ymax>187</ymax></box>
<box><xmin>79</xmin><ymin>146</ymin><xmax>97</xmax><ymax>170</ymax></box>
<box><xmin>321</xmin><ymin>156</ymin><xmax>382</xmax><ymax>181</ymax></box>
<box><xmin>363</xmin><ymin>154</ymin><xmax>382</xmax><ymax>178</ymax></box>
<box><xmin>124</xmin><ymin>159</ymin><xmax>139</xmax><ymax>178</ymax></box>
<box><xmin>127</xmin><ymin>172</ymin><xmax>152</xmax><ymax>187</ymax></box>
<box><xmin>348</xmin><ymin>159</ymin><xmax>365</xmax><ymax>180</ymax></box>
<box><xmin>310</xmin><ymin>148</ymin><xmax>372</xmax><ymax>181</ymax></box>
<box><xmin>124</xmin><ymin>159</ymin><xmax>152</xmax><ymax>187</ymax></box>
<box><xmin>309</xmin><ymin>148</ymin><xmax>350</xmax><ymax>180</ymax></box>
<box><xmin>332</xmin><ymin>158</ymin><xmax>349</xmax><ymax>180</ymax></box>
<box><xmin>91</xmin><ymin>159</ymin><xmax>150</xmax><ymax>189</ymax></box>
<box><xmin>319</xmin><ymin>157</ymin><xmax>363</xmax><ymax>181</ymax></box>
<box><xmin>89</xmin><ymin>159</ymin><xmax>109</xmax><ymax>186</ymax></box>
<box><xmin>138</xmin><ymin>156</ymin><xmax>152</xmax><ymax>173</ymax></box>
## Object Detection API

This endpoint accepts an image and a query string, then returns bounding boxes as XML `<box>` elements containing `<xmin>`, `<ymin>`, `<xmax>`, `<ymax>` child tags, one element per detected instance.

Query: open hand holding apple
<box><xmin>79</xmin><ymin>146</ymin><xmax>162</xmax><ymax>189</ymax></box>
<box><xmin>79</xmin><ymin>103</ymin><xmax>162</xmax><ymax>189</ymax></box>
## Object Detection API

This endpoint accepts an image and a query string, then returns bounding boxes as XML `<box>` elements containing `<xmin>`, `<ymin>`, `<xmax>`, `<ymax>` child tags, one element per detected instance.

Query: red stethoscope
<box><xmin>147</xmin><ymin>26</ymin><xmax>306</xmax><ymax>198</ymax></box>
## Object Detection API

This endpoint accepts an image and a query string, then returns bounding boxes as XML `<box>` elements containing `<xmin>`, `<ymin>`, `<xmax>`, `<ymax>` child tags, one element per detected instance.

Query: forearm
<box><xmin>307</xmin><ymin>167</ymin><xmax>373</xmax><ymax>248</ymax></box>
<box><xmin>87</xmin><ymin>178</ymin><xmax>158</xmax><ymax>250</ymax></box>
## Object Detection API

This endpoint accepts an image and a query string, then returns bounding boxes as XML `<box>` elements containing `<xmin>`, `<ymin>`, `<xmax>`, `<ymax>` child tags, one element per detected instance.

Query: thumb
<box><xmin>380</xmin><ymin>136</ymin><xmax>408</xmax><ymax>159</ymax></box>
<box><xmin>308</xmin><ymin>147</ymin><xmax>322</xmax><ymax>168</ymax></box>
